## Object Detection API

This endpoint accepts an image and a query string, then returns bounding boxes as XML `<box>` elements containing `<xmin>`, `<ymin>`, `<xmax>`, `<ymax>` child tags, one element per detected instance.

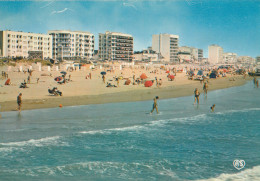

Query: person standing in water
<box><xmin>194</xmin><ymin>88</ymin><xmax>200</xmax><ymax>104</ymax></box>
<box><xmin>151</xmin><ymin>96</ymin><xmax>159</xmax><ymax>114</ymax></box>
<box><xmin>17</xmin><ymin>93</ymin><xmax>22</xmax><ymax>112</ymax></box>
<box><xmin>203</xmin><ymin>82</ymin><xmax>208</xmax><ymax>96</ymax></box>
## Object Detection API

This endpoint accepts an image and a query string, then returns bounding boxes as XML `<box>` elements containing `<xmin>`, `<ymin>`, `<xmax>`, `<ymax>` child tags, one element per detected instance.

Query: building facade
<box><xmin>223</xmin><ymin>52</ymin><xmax>237</xmax><ymax>64</ymax></box>
<box><xmin>178</xmin><ymin>46</ymin><xmax>203</xmax><ymax>63</ymax></box>
<box><xmin>0</xmin><ymin>30</ymin><xmax>52</xmax><ymax>59</ymax></box>
<box><xmin>152</xmin><ymin>34</ymin><xmax>179</xmax><ymax>62</ymax></box>
<box><xmin>208</xmin><ymin>44</ymin><xmax>223</xmax><ymax>64</ymax></box>
<box><xmin>237</xmin><ymin>56</ymin><xmax>255</xmax><ymax>65</ymax></box>
<box><xmin>99</xmin><ymin>31</ymin><xmax>133</xmax><ymax>61</ymax></box>
<box><xmin>48</xmin><ymin>30</ymin><xmax>94</xmax><ymax>60</ymax></box>
<box><xmin>133</xmin><ymin>47</ymin><xmax>158</xmax><ymax>62</ymax></box>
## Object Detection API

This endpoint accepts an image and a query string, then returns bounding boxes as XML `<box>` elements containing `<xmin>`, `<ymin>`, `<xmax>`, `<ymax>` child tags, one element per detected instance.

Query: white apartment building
<box><xmin>99</xmin><ymin>31</ymin><xmax>133</xmax><ymax>61</ymax></box>
<box><xmin>152</xmin><ymin>34</ymin><xmax>179</xmax><ymax>62</ymax></box>
<box><xmin>48</xmin><ymin>30</ymin><xmax>94</xmax><ymax>60</ymax></box>
<box><xmin>237</xmin><ymin>56</ymin><xmax>255</xmax><ymax>65</ymax></box>
<box><xmin>223</xmin><ymin>52</ymin><xmax>237</xmax><ymax>64</ymax></box>
<box><xmin>208</xmin><ymin>44</ymin><xmax>223</xmax><ymax>64</ymax></box>
<box><xmin>178</xmin><ymin>46</ymin><xmax>203</xmax><ymax>62</ymax></box>
<box><xmin>0</xmin><ymin>30</ymin><xmax>52</xmax><ymax>59</ymax></box>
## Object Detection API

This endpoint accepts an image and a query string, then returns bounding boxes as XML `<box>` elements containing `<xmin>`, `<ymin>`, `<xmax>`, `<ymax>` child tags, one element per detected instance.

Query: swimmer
<box><xmin>210</xmin><ymin>104</ymin><xmax>215</xmax><ymax>112</ymax></box>
<box><xmin>194</xmin><ymin>88</ymin><xmax>200</xmax><ymax>104</ymax></box>
<box><xmin>151</xmin><ymin>96</ymin><xmax>159</xmax><ymax>114</ymax></box>
<box><xmin>203</xmin><ymin>82</ymin><xmax>208</xmax><ymax>96</ymax></box>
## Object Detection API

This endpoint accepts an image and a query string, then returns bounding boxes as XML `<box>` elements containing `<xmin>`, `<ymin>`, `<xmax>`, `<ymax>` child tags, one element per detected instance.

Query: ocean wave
<box><xmin>215</xmin><ymin>107</ymin><xmax>260</xmax><ymax>115</ymax></box>
<box><xmin>196</xmin><ymin>166</ymin><xmax>260</xmax><ymax>181</ymax></box>
<box><xmin>0</xmin><ymin>136</ymin><xmax>68</xmax><ymax>147</ymax></box>
<box><xmin>1</xmin><ymin>160</ymin><xmax>179</xmax><ymax>179</ymax></box>
<box><xmin>79</xmin><ymin>114</ymin><xmax>209</xmax><ymax>136</ymax></box>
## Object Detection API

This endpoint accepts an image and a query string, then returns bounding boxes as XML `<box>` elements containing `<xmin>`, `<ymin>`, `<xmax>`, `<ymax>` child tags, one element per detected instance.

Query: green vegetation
<box><xmin>0</xmin><ymin>58</ymin><xmax>52</xmax><ymax>67</ymax></box>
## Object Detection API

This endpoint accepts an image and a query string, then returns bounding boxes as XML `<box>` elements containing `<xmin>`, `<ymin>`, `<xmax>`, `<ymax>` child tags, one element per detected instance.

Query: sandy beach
<box><xmin>0</xmin><ymin>64</ymin><xmax>251</xmax><ymax>112</ymax></box>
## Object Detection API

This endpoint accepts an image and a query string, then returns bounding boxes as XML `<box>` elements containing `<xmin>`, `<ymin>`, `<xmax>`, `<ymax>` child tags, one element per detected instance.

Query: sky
<box><xmin>0</xmin><ymin>0</ymin><xmax>259</xmax><ymax>58</ymax></box>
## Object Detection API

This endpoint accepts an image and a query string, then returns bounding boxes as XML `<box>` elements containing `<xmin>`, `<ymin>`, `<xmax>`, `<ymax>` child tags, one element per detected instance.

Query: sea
<box><xmin>0</xmin><ymin>80</ymin><xmax>259</xmax><ymax>181</ymax></box>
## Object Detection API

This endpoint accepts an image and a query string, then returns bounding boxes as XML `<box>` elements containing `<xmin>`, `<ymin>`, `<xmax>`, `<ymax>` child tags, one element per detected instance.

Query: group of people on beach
<box><xmin>150</xmin><ymin>80</ymin><xmax>215</xmax><ymax>114</ymax></box>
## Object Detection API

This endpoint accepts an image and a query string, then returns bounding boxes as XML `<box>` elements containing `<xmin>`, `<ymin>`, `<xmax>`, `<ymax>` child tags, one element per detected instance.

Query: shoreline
<box><xmin>0</xmin><ymin>76</ymin><xmax>251</xmax><ymax>112</ymax></box>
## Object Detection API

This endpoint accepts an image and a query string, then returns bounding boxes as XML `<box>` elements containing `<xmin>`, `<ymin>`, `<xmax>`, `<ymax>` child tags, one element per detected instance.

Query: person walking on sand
<box><xmin>203</xmin><ymin>82</ymin><xmax>208</xmax><ymax>96</ymax></box>
<box><xmin>89</xmin><ymin>73</ymin><xmax>92</xmax><ymax>79</ymax></box>
<box><xmin>102</xmin><ymin>75</ymin><xmax>105</xmax><ymax>83</ymax></box>
<box><xmin>17</xmin><ymin>93</ymin><xmax>22</xmax><ymax>112</ymax></box>
<box><xmin>194</xmin><ymin>88</ymin><xmax>200</xmax><ymax>104</ymax></box>
<box><xmin>117</xmin><ymin>78</ymin><xmax>120</xmax><ymax>87</ymax></box>
<box><xmin>151</xmin><ymin>96</ymin><xmax>159</xmax><ymax>114</ymax></box>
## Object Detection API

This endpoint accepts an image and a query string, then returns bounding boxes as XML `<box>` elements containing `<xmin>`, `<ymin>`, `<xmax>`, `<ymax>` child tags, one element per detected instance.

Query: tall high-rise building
<box><xmin>208</xmin><ymin>44</ymin><xmax>223</xmax><ymax>64</ymax></box>
<box><xmin>152</xmin><ymin>34</ymin><xmax>179</xmax><ymax>62</ymax></box>
<box><xmin>48</xmin><ymin>30</ymin><xmax>94</xmax><ymax>60</ymax></box>
<box><xmin>99</xmin><ymin>31</ymin><xmax>133</xmax><ymax>61</ymax></box>
<box><xmin>0</xmin><ymin>30</ymin><xmax>52</xmax><ymax>59</ymax></box>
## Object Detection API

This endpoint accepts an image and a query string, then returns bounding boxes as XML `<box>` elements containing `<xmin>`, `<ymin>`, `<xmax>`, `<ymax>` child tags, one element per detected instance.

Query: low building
<box><xmin>133</xmin><ymin>47</ymin><xmax>158</xmax><ymax>62</ymax></box>
<box><xmin>223</xmin><ymin>52</ymin><xmax>237</xmax><ymax>64</ymax></box>
<box><xmin>0</xmin><ymin>30</ymin><xmax>52</xmax><ymax>59</ymax></box>
<box><xmin>237</xmin><ymin>56</ymin><xmax>255</xmax><ymax>65</ymax></box>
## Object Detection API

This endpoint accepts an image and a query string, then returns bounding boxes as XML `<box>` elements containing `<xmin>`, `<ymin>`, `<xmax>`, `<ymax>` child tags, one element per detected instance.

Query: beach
<box><xmin>0</xmin><ymin>64</ymin><xmax>251</xmax><ymax>112</ymax></box>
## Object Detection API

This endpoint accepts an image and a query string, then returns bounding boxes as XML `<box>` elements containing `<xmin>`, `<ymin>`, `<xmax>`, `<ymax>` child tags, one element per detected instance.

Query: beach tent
<box><xmin>54</xmin><ymin>77</ymin><xmax>62</xmax><ymax>81</ymax></box>
<box><xmin>100</xmin><ymin>71</ymin><xmax>106</xmax><ymax>75</ymax></box>
<box><xmin>140</xmin><ymin>73</ymin><xmax>148</xmax><ymax>80</ymax></box>
<box><xmin>197</xmin><ymin>70</ymin><xmax>203</xmax><ymax>76</ymax></box>
<box><xmin>209</xmin><ymin>73</ymin><xmax>217</xmax><ymax>79</ymax></box>
<box><xmin>168</xmin><ymin>75</ymin><xmax>175</xmax><ymax>80</ymax></box>
<box><xmin>5</xmin><ymin>79</ymin><xmax>10</xmax><ymax>85</ymax></box>
<box><xmin>144</xmin><ymin>80</ymin><xmax>153</xmax><ymax>87</ymax></box>
<box><xmin>125</xmin><ymin>79</ymin><xmax>131</xmax><ymax>85</ymax></box>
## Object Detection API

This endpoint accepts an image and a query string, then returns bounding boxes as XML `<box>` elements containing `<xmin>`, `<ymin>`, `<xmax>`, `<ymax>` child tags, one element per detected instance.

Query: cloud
<box><xmin>51</xmin><ymin>8</ymin><xmax>73</xmax><ymax>15</ymax></box>
<box><xmin>123</xmin><ymin>2</ymin><xmax>137</xmax><ymax>10</ymax></box>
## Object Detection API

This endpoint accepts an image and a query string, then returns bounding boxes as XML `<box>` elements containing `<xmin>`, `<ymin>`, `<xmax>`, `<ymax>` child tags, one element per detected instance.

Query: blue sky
<box><xmin>0</xmin><ymin>0</ymin><xmax>259</xmax><ymax>57</ymax></box>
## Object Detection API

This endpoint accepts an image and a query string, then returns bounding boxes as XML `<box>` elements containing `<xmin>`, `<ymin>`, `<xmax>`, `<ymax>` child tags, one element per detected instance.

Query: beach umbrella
<box><xmin>144</xmin><ymin>80</ymin><xmax>153</xmax><ymax>87</ymax></box>
<box><xmin>100</xmin><ymin>71</ymin><xmax>106</xmax><ymax>75</ymax></box>
<box><xmin>140</xmin><ymin>73</ymin><xmax>147</xmax><ymax>80</ymax></box>
<box><xmin>197</xmin><ymin>70</ymin><xmax>203</xmax><ymax>76</ymax></box>
<box><xmin>60</xmin><ymin>71</ymin><xmax>67</xmax><ymax>75</ymax></box>
<box><xmin>125</xmin><ymin>79</ymin><xmax>131</xmax><ymax>85</ymax></box>
<box><xmin>54</xmin><ymin>77</ymin><xmax>62</xmax><ymax>81</ymax></box>
<box><xmin>168</xmin><ymin>75</ymin><xmax>175</xmax><ymax>80</ymax></box>
<box><xmin>166</xmin><ymin>70</ymin><xmax>170</xmax><ymax>73</ymax></box>
<box><xmin>223</xmin><ymin>69</ymin><xmax>227</xmax><ymax>73</ymax></box>
<box><xmin>5</xmin><ymin>78</ymin><xmax>10</xmax><ymax>85</ymax></box>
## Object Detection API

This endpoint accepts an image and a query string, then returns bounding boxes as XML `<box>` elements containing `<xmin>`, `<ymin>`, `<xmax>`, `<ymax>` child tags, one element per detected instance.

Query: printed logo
<box><xmin>233</xmin><ymin>160</ymin><xmax>246</xmax><ymax>170</ymax></box>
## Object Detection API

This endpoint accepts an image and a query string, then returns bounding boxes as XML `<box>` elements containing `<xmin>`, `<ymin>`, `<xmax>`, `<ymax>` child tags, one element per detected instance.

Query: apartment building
<box><xmin>152</xmin><ymin>34</ymin><xmax>179</xmax><ymax>62</ymax></box>
<box><xmin>208</xmin><ymin>44</ymin><xmax>223</xmax><ymax>64</ymax></box>
<box><xmin>0</xmin><ymin>30</ymin><xmax>52</xmax><ymax>59</ymax></box>
<box><xmin>178</xmin><ymin>46</ymin><xmax>203</xmax><ymax>62</ymax></box>
<box><xmin>99</xmin><ymin>31</ymin><xmax>133</xmax><ymax>61</ymax></box>
<box><xmin>48</xmin><ymin>30</ymin><xmax>94</xmax><ymax>60</ymax></box>
<box><xmin>237</xmin><ymin>56</ymin><xmax>255</xmax><ymax>65</ymax></box>
<box><xmin>223</xmin><ymin>52</ymin><xmax>237</xmax><ymax>64</ymax></box>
